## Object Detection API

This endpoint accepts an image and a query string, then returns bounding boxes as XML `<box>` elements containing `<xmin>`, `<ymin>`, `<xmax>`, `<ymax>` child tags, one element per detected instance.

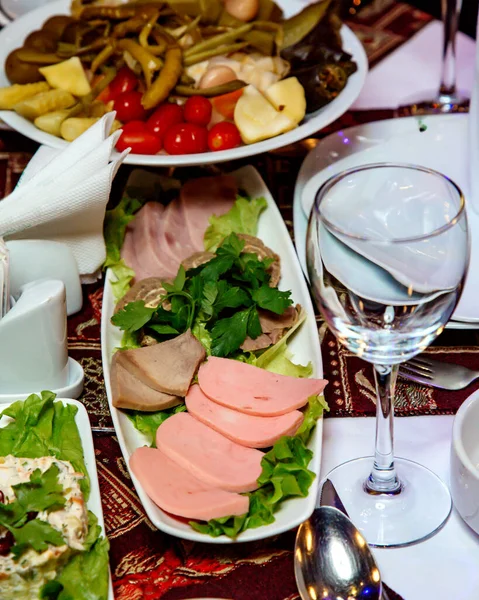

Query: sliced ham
<box><xmin>156</xmin><ymin>412</ymin><xmax>263</xmax><ymax>492</ymax></box>
<box><xmin>180</xmin><ymin>175</ymin><xmax>237</xmax><ymax>249</ymax></box>
<box><xmin>163</xmin><ymin>198</ymin><xmax>200</xmax><ymax>260</ymax></box>
<box><xmin>130</xmin><ymin>446</ymin><xmax>249</xmax><ymax>521</ymax></box>
<box><xmin>117</xmin><ymin>330</ymin><xmax>206</xmax><ymax>396</ymax></box>
<box><xmin>130</xmin><ymin>203</ymin><xmax>178</xmax><ymax>279</ymax></box>
<box><xmin>198</xmin><ymin>357</ymin><xmax>327</xmax><ymax>416</ymax></box>
<box><xmin>111</xmin><ymin>353</ymin><xmax>181</xmax><ymax>412</ymax></box>
<box><xmin>121</xmin><ymin>226</ymin><xmax>150</xmax><ymax>282</ymax></box>
<box><xmin>186</xmin><ymin>384</ymin><xmax>304</xmax><ymax>448</ymax></box>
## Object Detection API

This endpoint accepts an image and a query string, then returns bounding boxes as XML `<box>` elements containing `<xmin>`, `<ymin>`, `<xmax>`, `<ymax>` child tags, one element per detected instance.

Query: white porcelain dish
<box><xmin>293</xmin><ymin>113</ymin><xmax>479</xmax><ymax>327</ymax></box>
<box><xmin>0</xmin><ymin>397</ymin><xmax>113</xmax><ymax>599</ymax></box>
<box><xmin>0</xmin><ymin>0</ymin><xmax>368</xmax><ymax>167</ymax></box>
<box><xmin>101</xmin><ymin>165</ymin><xmax>324</xmax><ymax>543</ymax></box>
<box><xmin>451</xmin><ymin>390</ymin><xmax>479</xmax><ymax>536</ymax></box>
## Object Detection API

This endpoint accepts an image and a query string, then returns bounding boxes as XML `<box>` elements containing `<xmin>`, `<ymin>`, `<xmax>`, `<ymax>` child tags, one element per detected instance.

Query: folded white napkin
<box><xmin>0</xmin><ymin>113</ymin><xmax>128</xmax><ymax>281</ymax></box>
<box><xmin>353</xmin><ymin>21</ymin><xmax>475</xmax><ymax>110</ymax></box>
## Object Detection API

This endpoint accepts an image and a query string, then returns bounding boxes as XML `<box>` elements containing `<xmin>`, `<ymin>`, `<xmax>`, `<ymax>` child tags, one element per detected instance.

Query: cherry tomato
<box><xmin>114</xmin><ymin>91</ymin><xmax>147</xmax><ymax>123</ymax></box>
<box><xmin>207</xmin><ymin>122</ymin><xmax>242</xmax><ymax>152</ymax></box>
<box><xmin>183</xmin><ymin>96</ymin><xmax>212</xmax><ymax>126</ymax></box>
<box><xmin>110</xmin><ymin>67</ymin><xmax>138</xmax><ymax>98</ymax></box>
<box><xmin>98</xmin><ymin>67</ymin><xmax>138</xmax><ymax>104</ymax></box>
<box><xmin>211</xmin><ymin>88</ymin><xmax>244</xmax><ymax>120</ymax></box>
<box><xmin>146</xmin><ymin>103</ymin><xmax>183</xmax><ymax>140</ymax></box>
<box><xmin>116</xmin><ymin>121</ymin><xmax>162</xmax><ymax>155</ymax></box>
<box><xmin>163</xmin><ymin>123</ymin><xmax>208</xmax><ymax>155</ymax></box>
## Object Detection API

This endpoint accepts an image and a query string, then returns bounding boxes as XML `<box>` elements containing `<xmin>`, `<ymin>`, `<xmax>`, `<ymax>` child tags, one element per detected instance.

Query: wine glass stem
<box><xmin>365</xmin><ymin>364</ymin><xmax>401</xmax><ymax>495</ymax></box>
<box><xmin>439</xmin><ymin>0</ymin><xmax>462</xmax><ymax>99</ymax></box>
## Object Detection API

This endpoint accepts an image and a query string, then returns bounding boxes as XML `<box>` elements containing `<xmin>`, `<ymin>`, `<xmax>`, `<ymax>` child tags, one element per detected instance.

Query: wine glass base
<box><xmin>326</xmin><ymin>456</ymin><xmax>452</xmax><ymax>548</ymax></box>
<box><xmin>396</xmin><ymin>91</ymin><xmax>469</xmax><ymax>116</ymax></box>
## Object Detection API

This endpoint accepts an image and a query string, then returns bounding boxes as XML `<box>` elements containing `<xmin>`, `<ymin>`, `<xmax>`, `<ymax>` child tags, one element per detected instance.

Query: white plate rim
<box><xmin>0</xmin><ymin>397</ymin><xmax>113</xmax><ymax>599</ymax></box>
<box><xmin>0</xmin><ymin>0</ymin><xmax>368</xmax><ymax>166</ymax></box>
<box><xmin>100</xmin><ymin>164</ymin><xmax>325</xmax><ymax>543</ymax></box>
<box><xmin>293</xmin><ymin>113</ymin><xmax>479</xmax><ymax>328</ymax></box>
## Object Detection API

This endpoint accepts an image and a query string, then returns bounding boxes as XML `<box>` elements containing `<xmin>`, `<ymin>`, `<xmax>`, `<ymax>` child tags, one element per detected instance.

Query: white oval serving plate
<box><xmin>101</xmin><ymin>165</ymin><xmax>324</xmax><ymax>543</ymax></box>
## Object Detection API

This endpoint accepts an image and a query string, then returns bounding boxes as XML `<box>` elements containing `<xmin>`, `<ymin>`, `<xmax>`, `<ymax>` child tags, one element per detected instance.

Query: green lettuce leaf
<box><xmin>190</xmin><ymin>395</ymin><xmax>328</xmax><ymax>538</ymax></box>
<box><xmin>110</xmin><ymin>260</ymin><xmax>135</xmax><ymax>302</ymax></box>
<box><xmin>204</xmin><ymin>196</ymin><xmax>267</xmax><ymax>252</ymax></box>
<box><xmin>45</xmin><ymin>536</ymin><xmax>110</xmax><ymax>600</ymax></box>
<box><xmin>126</xmin><ymin>404</ymin><xmax>187</xmax><ymax>446</ymax></box>
<box><xmin>103</xmin><ymin>196</ymin><xmax>144</xmax><ymax>268</ymax></box>
<box><xmin>0</xmin><ymin>392</ymin><xmax>90</xmax><ymax>499</ymax></box>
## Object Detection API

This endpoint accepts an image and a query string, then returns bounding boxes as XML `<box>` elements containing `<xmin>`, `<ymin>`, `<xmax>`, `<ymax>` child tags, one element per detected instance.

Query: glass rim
<box><xmin>313</xmin><ymin>162</ymin><xmax>466</xmax><ymax>244</ymax></box>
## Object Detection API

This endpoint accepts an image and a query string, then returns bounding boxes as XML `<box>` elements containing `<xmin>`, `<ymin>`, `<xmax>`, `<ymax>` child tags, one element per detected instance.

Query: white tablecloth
<box><xmin>321</xmin><ymin>416</ymin><xmax>479</xmax><ymax>599</ymax></box>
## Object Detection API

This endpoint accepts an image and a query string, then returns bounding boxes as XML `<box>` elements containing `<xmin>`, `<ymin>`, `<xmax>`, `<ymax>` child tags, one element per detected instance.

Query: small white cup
<box><xmin>0</xmin><ymin>279</ymin><xmax>69</xmax><ymax>394</ymax></box>
<box><xmin>451</xmin><ymin>390</ymin><xmax>479</xmax><ymax>535</ymax></box>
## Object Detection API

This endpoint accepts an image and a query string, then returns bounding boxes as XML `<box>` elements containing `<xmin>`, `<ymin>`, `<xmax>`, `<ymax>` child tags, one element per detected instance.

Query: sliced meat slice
<box><xmin>130</xmin><ymin>202</ymin><xmax>179</xmax><ymax>280</ymax></box>
<box><xmin>198</xmin><ymin>357</ymin><xmax>327</xmax><ymax>416</ymax></box>
<box><xmin>121</xmin><ymin>226</ymin><xmax>150</xmax><ymax>282</ymax></box>
<box><xmin>186</xmin><ymin>384</ymin><xmax>304</xmax><ymax>448</ymax></box>
<box><xmin>111</xmin><ymin>353</ymin><xmax>181</xmax><ymax>412</ymax></box>
<box><xmin>156</xmin><ymin>412</ymin><xmax>263</xmax><ymax>492</ymax></box>
<box><xmin>180</xmin><ymin>174</ymin><xmax>237</xmax><ymax>249</ymax></box>
<box><xmin>130</xmin><ymin>446</ymin><xmax>249</xmax><ymax>521</ymax></box>
<box><xmin>182</xmin><ymin>251</ymin><xmax>215</xmax><ymax>271</ymax></box>
<box><xmin>117</xmin><ymin>330</ymin><xmax>206</xmax><ymax>396</ymax></box>
<box><xmin>163</xmin><ymin>198</ymin><xmax>200</xmax><ymax>260</ymax></box>
<box><xmin>114</xmin><ymin>277</ymin><xmax>170</xmax><ymax>314</ymax></box>
<box><xmin>258</xmin><ymin>305</ymin><xmax>299</xmax><ymax>333</ymax></box>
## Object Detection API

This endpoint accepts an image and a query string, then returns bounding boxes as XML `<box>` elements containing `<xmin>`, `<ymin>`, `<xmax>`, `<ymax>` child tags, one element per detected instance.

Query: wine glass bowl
<box><xmin>307</xmin><ymin>163</ymin><xmax>469</xmax><ymax>547</ymax></box>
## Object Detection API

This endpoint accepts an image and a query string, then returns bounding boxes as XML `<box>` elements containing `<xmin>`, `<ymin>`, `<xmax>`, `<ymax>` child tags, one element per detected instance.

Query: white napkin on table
<box><xmin>352</xmin><ymin>21</ymin><xmax>475</xmax><ymax>110</ymax></box>
<box><xmin>0</xmin><ymin>113</ymin><xmax>128</xmax><ymax>282</ymax></box>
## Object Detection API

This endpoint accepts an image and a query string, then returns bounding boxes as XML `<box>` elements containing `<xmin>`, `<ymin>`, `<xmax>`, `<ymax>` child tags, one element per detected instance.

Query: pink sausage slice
<box><xmin>186</xmin><ymin>384</ymin><xmax>304</xmax><ymax>448</ymax></box>
<box><xmin>198</xmin><ymin>357</ymin><xmax>328</xmax><ymax>417</ymax></box>
<box><xmin>130</xmin><ymin>446</ymin><xmax>249</xmax><ymax>521</ymax></box>
<box><xmin>156</xmin><ymin>412</ymin><xmax>263</xmax><ymax>492</ymax></box>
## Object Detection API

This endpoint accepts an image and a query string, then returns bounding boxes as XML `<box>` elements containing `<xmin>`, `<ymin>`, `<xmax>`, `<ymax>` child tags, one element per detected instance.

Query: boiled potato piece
<box><xmin>234</xmin><ymin>84</ymin><xmax>295</xmax><ymax>144</ymax></box>
<box><xmin>40</xmin><ymin>57</ymin><xmax>91</xmax><ymax>97</ymax></box>
<box><xmin>0</xmin><ymin>82</ymin><xmax>50</xmax><ymax>109</ymax></box>
<box><xmin>14</xmin><ymin>89</ymin><xmax>76</xmax><ymax>120</ymax></box>
<box><xmin>60</xmin><ymin>117</ymin><xmax>99</xmax><ymax>141</ymax></box>
<box><xmin>264</xmin><ymin>77</ymin><xmax>306</xmax><ymax>124</ymax></box>
<box><xmin>34</xmin><ymin>105</ymin><xmax>81</xmax><ymax>137</ymax></box>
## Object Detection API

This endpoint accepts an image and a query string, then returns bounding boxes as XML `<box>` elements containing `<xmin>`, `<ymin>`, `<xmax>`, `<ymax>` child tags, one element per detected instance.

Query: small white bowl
<box><xmin>451</xmin><ymin>390</ymin><xmax>479</xmax><ymax>535</ymax></box>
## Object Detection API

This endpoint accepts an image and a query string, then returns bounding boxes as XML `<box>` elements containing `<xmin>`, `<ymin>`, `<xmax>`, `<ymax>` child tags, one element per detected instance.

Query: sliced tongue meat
<box><xmin>180</xmin><ymin>174</ymin><xmax>237</xmax><ymax>249</ymax></box>
<box><xmin>117</xmin><ymin>330</ymin><xmax>206</xmax><ymax>397</ymax></box>
<box><xmin>111</xmin><ymin>353</ymin><xmax>181</xmax><ymax>412</ymax></box>
<box><xmin>156</xmin><ymin>412</ymin><xmax>263</xmax><ymax>492</ymax></box>
<box><xmin>198</xmin><ymin>357</ymin><xmax>327</xmax><ymax>417</ymax></box>
<box><xmin>130</xmin><ymin>446</ymin><xmax>249</xmax><ymax>521</ymax></box>
<box><xmin>186</xmin><ymin>384</ymin><xmax>304</xmax><ymax>448</ymax></box>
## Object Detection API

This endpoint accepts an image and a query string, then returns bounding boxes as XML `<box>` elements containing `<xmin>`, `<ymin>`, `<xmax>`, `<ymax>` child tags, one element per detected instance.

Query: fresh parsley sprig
<box><xmin>111</xmin><ymin>233</ymin><xmax>293</xmax><ymax>357</ymax></box>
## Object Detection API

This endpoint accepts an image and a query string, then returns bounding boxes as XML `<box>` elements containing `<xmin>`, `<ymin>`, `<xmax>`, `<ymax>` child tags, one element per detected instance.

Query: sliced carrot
<box><xmin>211</xmin><ymin>88</ymin><xmax>244</xmax><ymax>120</ymax></box>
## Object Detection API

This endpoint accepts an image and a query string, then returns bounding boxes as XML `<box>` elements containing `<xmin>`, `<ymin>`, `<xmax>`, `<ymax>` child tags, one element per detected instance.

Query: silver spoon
<box><xmin>295</xmin><ymin>505</ymin><xmax>382</xmax><ymax>600</ymax></box>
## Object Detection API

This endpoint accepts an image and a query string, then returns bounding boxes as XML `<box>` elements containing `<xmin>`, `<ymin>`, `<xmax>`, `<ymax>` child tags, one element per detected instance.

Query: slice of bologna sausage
<box><xmin>156</xmin><ymin>412</ymin><xmax>263</xmax><ymax>492</ymax></box>
<box><xmin>130</xmin><ymin>446</ymin><xmax>249</xmax><ymax>521</ymax></box>
<box><xmin>186</xmin><ymin>384</ymin><xmax>303</xmax><ymax>448</ymax></box>
<box><xmin>198</xmin><ymin>357</ymin><xmax>327</xmax><ymax>417</ymax></box>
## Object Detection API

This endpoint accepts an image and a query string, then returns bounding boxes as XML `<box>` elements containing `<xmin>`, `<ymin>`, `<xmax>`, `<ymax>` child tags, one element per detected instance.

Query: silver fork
<box><xmin>399</xmin><ymin>355</ymin><xmax>479</xmax><ymax>390</ymax></box>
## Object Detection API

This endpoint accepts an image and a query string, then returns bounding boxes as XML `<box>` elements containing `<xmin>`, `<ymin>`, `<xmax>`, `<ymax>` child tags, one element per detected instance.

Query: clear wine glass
<box><xmin>401</xmin><ymin>0</ymin><xmax>468</xmax><ymax>115</ymax></box>
<box><xmin>306</xmin><ymin>163</ymin><xmax>469</xmax><ymax>547</ymax></box>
